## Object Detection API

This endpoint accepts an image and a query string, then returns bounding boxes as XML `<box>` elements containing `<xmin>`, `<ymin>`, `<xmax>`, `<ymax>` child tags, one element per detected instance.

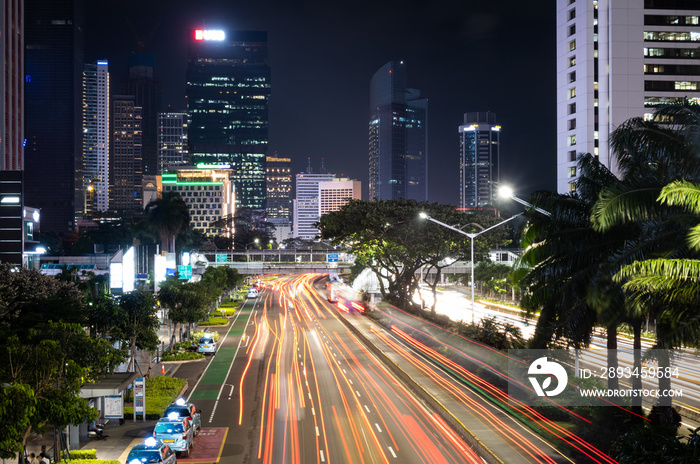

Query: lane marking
<box><xmin>320</xmin><ymin>450</ymin><xmax>326</xmax><ymax>462</ymax></box>
<box><xmin>375</xmin><ymin>423</ymin><xmax>382</xmax><ymax>433</ymax></box>
<box><xmin>388</xmin><ymin>446</ymin><xmax>397</xmax><ymax>458</ymax></box>
<box><xmin>364</xmin><ymin>405</ymin><xmax>370</xmax><ymax>413</ymax></box>
<box><xmin>355</xmin><ymin>390</ymin><xmax>361</xmax><ymax>397</ymax></box>
<box><xmin>316</xmin><ymin>426</ymin><xmax>320</xmax><ymax>436</ymax></box>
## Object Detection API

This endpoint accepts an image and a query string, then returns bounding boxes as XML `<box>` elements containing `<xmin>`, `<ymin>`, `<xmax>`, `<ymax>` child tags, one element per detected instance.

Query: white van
<box><xmin>247</xmin><ymin>288</ymin><xmax>259</xmax><ymax>298</ymax></box>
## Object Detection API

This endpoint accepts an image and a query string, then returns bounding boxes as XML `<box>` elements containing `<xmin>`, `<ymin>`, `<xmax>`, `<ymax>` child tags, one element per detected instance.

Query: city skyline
<box><xmin>87</xmin><ymin>0</ymin><xmax>556</xmax><ymax>206</ymax></box>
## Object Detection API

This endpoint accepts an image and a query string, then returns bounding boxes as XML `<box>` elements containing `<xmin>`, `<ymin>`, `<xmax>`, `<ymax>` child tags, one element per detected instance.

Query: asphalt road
<box><xmin>181</xmin><ymin>274</ymin><xmax>484</xmax><ymax>464</ymax></box>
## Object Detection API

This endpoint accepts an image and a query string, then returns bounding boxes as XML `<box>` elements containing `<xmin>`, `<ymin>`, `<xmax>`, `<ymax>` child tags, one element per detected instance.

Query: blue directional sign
<box><xmin>327</xmin><ymin>253</ymin><xmax>339</xmax><ymax>263</ymax></box>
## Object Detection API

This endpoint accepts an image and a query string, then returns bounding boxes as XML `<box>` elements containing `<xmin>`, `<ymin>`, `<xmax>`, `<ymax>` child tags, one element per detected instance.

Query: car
<box><xmin>164</xmin><ymin>398</ymin><xmax>202</xmax><ymax>432</ymax></box>
<box><xmin>196</xmin><ymin>334</ymin><xmax>216</xmax><ymax>355</ymax></box>
<box><xmin>247</xmin><ymin>288</ymin><xmax>258</xmax><ymax>298</ymax></box>
<box><xmin>153</xmin><ymin>413</ymin><xmax>194</xmax><ymax>457</ymax></box>
<box><xmin>126</xmin><ymin>437</ymin><xmax>177</xmax><ymax>464</ymax></box>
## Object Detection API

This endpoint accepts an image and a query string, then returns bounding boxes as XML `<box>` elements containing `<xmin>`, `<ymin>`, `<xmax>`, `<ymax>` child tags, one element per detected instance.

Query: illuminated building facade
<box><xmin>557</xmin><ymin>0</ymin><xmax>700</xmax><ymax>193</ymax></box>
<box><xmin>293</xmin><ymin>172</ymin><xmax>335</xmax><ymax>240</ymax></box>
<box><xmin>83</xmin><ymin>60</ymin><xmax>110</xmax><ymax>216</ymax></box>
<box><xmin>320</xmin><ymin>178</ymin><xmax>361</xmax><ymax>214</ymax></box>
<box><xmin>186</xmin><ymin>29</ymin><xmax>270</xmax><ymax>210</ymax></box>
<box><xmin>110</xmin><ymin>95</ymin><xmax>142</xmax><ymax>211</ymax></box>
<box><xmin>369</xmin><ymin>61</ymin><xmax>428</xmax><ymax>201</ymax></box>
<box><xmin>158</xmin><ymin>112</ymin><xmax>189</xmax><ymax>173</ymax></box>
<box><xmin>459</xmin><ymin>112</ymin><xmax>500</xmax><ymax>209</ymax></box>
<box><xmin>24</xmin><ymin>0</ymin><xmax>85</xmax><ymax>233</ymax></box>
<box><xmin>266</xmin><ymin>154</ymin><xmax>292</xmax><ymax>220</ymax></box>
<box><xmin>161</xmin><ymin>168</ymin><xmax>234</xmax><ymax>237</ymax></box>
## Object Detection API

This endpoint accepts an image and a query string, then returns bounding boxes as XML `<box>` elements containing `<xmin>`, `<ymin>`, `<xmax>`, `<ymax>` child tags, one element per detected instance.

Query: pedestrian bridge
<box><xmin>191</xmin><ymin>250</ymin><xmax>475</xmax><ymax>278</ymax></box>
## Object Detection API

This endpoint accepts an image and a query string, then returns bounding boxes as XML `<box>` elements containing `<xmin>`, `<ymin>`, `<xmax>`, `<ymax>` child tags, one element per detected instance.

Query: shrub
<box><xmin>60</xmin><ymin>460</ymin><xmax>119</xmax><ymax>464</ymax></box>
<box><xmin>124</xmin><ymin>376</ymin><xmax>186</xmax><ymax>419</ymax></box>
<box><xmin>199</xmin><ymin>316</ymin><xmax>227</xmax><ymax>326</ymax></box>
<box><xmin>161</xmin><ymin>351</ymin><xmax>204</xmax><ymax>362</ymax></box>
<box><xmin>69</xmin><ymin>450</ymin><xmax>97</xmax><ymax>460</ymax></box>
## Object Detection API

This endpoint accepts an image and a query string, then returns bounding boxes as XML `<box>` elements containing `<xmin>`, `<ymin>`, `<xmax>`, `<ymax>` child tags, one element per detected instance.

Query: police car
<box><xmin>126</xmin><ymin>437</ymin><xmax>177</xmax><ymax>464</ymax></box>
<box><xmin>153</xmin><ymin>412</ymin><xmax>194</xmax><ymax>457</ymax></box>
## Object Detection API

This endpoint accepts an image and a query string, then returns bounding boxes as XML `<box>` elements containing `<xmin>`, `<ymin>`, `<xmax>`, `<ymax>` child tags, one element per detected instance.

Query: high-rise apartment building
<box><xmin>110</xmin><ymin>95</ymin><xmax>142</xmax><ymax>211</ymax></box>
<box><xmin>266</xmin><ymin>154</ymin><xmax>292</xmax><ymax>220</ymax></box>
<box><xmin>122</xmin><ymin>53</ymin><xmax>162</xmax><ymax>176</ymax></box>
<box><xmin>24</xmin><ymin>0</ymin><xmax>85</xmax><ymax>233</ymax></box>
<box><xmin>161</xmin><ymin>168</ymin><xmax>235</xmax><ymax>238</ymax></box>
<box><xmin>187</xmin><ymin>28</ymin><xmax>270</xmax><ymax>210</ymax></box>
<box><xmin>459</xmin><ymin>112</ymin><xmax>501</xmax><ymax>209</ymax></box>
<box><xmin>158</xmin><ymin>112</ymin><xmax>189</xmax><ymax>173</ymax></box>
<box><xmin>82</xmin><ymin>61</ymin><xmax>110</xmax><ymax>216</ymax></box>
<box><xmin>369</xmin><ymin>61</ymin><xmax>428</xmax><ymax>201</ymax></box>
<box><xmin>557</xmin><ymin>0</ymin><xmax>700</xmax><ymax>193</ymax></box>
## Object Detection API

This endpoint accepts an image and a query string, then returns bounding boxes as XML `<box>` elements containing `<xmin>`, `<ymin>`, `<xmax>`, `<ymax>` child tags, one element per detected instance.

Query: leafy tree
<box><xmin>146</xmin><ymin>191</ymin><xmax>190</xmax><ymax>253</ymax></box>
<box><xmin>0</xmin><ymin>264</ymin><xmax>85</xmax><ymax>330</ymax></box>
<box><xmin>318</xmin><ymin>199</ymin><xmax>507</xmax><ymax>311</ymax></box>
<box><xmin>117</xmin><ymin>289</ymin><xmax>160</xmax><ymax>372</ymax></box>
<box><xmin>0</xmin><ymin>384</ymin><xmax>36</xmax><ymax>459</ymax></box>
<box><xmin>0</xmin><ymin>322</ymin><xmax>125</xmax><ymax>453</ymax></box>
<box><xmin>158</xmin><ymin>280</ymin><xmax>208</xmax><ymax>347</ymax></box>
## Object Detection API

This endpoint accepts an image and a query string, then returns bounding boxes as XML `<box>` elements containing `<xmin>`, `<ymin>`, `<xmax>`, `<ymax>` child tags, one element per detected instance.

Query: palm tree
<box><xmin>592</xmin><ymin>104</ymin><xmax>700</xmax><ymax>409</ymax></box>
<box><xmin>145</xmin><ymin>191</ymin><xmax>190</xmax><ymax>253</ymax></box>
<box><xmin>516</xmin><ymin>153</ymin><xmax>632</xmax><ymax>389</ymax></box>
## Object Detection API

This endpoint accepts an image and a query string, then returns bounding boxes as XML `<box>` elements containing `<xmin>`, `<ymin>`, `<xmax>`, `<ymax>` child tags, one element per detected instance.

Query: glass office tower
<box><xmin>186</xmin><ymin>29</ymin><xmax>270</xmax><ymax>210</ymax></box>
<box><xmin>368</xmin><ymin>61</ymin><xmax>428</xmax><ymax>201</ymax></box>
<box><xmin>459</xmin><ymin>112</ymin><xmax>500</xmax><ymax>209</ymax></box>
<box><xmin>24</xmin><ymin>0</ymin><xmax>85</xmax><ymax>233</ymax></box>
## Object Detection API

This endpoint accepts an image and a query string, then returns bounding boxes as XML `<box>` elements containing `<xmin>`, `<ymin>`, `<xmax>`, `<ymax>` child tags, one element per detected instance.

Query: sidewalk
<box><xmin>73</xmin><ymin>321</ymin><xmax>226</xmax><ymax>462</ymax></box>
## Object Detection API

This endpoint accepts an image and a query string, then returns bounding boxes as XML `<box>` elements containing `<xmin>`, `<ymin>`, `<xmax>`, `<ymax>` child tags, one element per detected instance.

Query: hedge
<box><xmin>161</xmin><ymin>351</ymin><xmax>204</xmax><ymax>362</ymax></box>
<box><xmin>123</xmin><ymin>376</ymin><xmax>186</xmax><ymax>419</ymax></box>
<box><xmin>199</xmin><ymin>316</ymin><xmax>227</xmax><ymax>326</ymax></box>
<box><xmin>60</xmin><ymin>460</ymin><xmax>119</xmax><ymax>464</ymax></box>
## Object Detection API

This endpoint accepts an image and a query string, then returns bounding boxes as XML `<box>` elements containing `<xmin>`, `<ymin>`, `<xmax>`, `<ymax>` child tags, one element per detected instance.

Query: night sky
<box><xmin>87</xmin><ymin>0</ymin><xmax>556</xmax><ymax>205</ymax></box>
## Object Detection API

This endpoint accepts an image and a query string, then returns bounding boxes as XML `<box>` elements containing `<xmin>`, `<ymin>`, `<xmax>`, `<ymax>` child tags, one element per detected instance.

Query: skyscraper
<box><xmin>186</xmin><ymin>28</ymin><xmax>271</xmax><ymax>210</ymax></box>
<box><xmin>1</xmin><ymin>0</ymin><xmax>23</xmax><ymax>171</ymax></box>
<box><xmin>82</xmin><ymin>60</ymin><xmax>110</xmax><ymax>216</ymax></box>
<box><xmin>158</xmin><ymin>111</ymin><xmax>189</xmax><ymax>173</ymax></box>
<box><xmin>24</xmin><ymin>0</ymin><xmax>85</xmax><ymax>233</ymax></box>
<box><xmin>293</xmin><ymin>172</ymin><xmax>335</xmax><ymax>240</ymax></box>
<box><xmin>459</xmin><ymin>112</ymin><xmax>500</xmax><ymax>209</ymax></box>
<box><xmin>369</xmin><ymin>61</ymin><xmax>428</xmax><ymax>201</ymax></box>
<box><xmin>556</xmin><ymin>0</ymin><xmax>700</xmax><ymax>193</ymax></box>
<box><xmin>110</xmin><ymin>95</ymin><xmax>142</xmax><ymax>211</ymax></box>
<box><xmin>122</xmin><ymin>53</ymin><xmax>162</xmax><ymax>176</ymax></box>
<box><xmin>0</xmin><ymin>0</ymin><xmax>24</xmax><ymax>265</ymax></box>
<box><xmin>266</xmin><ymin>154</ymin><xmax>292</xmax><ymax>220</ymax></box>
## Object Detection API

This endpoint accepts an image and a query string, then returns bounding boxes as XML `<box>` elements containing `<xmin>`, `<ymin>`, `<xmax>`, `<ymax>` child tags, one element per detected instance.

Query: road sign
<box><xmin>216</xmin><ymin>253</ymin><xmax>227</xmax><ymax>263</ymax></box>
<box><xmin>178</xmin><ymin>265</ymin><xmax>192</xmax><ymax>279</ymax></box>
<box><xmin>327</xmin><ymin>253</ymin><xmax>339</xmax><ymax>263</ymax></box>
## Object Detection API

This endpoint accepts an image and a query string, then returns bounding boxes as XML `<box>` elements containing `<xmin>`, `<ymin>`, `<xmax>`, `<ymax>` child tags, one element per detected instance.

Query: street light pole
<box><xmin>499</xmin><ymin>186</ymin><xmax>552</xmax><ymax>217</ymax></box>
<box><xmin>419</xmin><ymin>212</ymin><xmax>522</xmax><ymax>324</ymax></box>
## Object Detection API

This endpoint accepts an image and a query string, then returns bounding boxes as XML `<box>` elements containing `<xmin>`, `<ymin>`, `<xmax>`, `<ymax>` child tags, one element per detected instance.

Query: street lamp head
<box><xmin>498</xmin><ymin>186</ymin><xmax>514</xmax><ymax>199</ymax></box>
<box><xmin>418</xmin><ymin>212</ymin><xmax>428</xmax><ymax>219</ymax></box>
